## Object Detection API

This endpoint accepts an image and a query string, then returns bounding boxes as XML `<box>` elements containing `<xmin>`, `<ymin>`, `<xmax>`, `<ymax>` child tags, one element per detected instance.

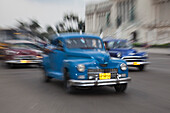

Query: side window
<box><xmin>108</xmin><ymin>41</ymin><xmax>114</xmax><ymax>49</ymax></box>
<box><xmin>57</xmin><ymin>40</ymin><xmax>63</xmax><ymax>47</ymax></box>
<box><xmin>55</xmin><ymin>39</ymin><xmax>64</xmax><ymax>50</ymax></box>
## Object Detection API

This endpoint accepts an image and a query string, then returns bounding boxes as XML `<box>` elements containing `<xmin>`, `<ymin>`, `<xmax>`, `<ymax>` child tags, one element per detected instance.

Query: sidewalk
<box><xmin>134</xmin><ymin>47</ymin><xmax>170</xmax><ymax>55</ymax></box>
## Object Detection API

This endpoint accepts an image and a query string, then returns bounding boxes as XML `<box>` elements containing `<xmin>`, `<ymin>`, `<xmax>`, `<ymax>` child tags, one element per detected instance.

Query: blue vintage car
<box><xmin>103</xmin><ymin>37</ymin><xmax>150</xmax><ymax>71</ymax></box>
<box><xmin>42</xmin><ymin>33</ymin><xmax>131</xmax><ymax>93</ymax></box>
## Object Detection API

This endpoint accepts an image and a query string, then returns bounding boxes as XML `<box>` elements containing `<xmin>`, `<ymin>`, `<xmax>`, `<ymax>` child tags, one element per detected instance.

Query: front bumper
<box><xmin>126</xmin><ymin>62</ymin><xmax>150</xmax><ymax>66</ymax></box>
<box><xmin>121</xmin><ymin>56</ymin><xmax>150</xmax><ymax>66</ymax></box>
<box><xmin>5</xmin><ymin>60</ymin><xmax>42</xmax><ymax>64</ymax></box>
<box><xmin>69</xmin><ymin>77</ymin><xmax>131</xmax><ymax>87</ymax></box>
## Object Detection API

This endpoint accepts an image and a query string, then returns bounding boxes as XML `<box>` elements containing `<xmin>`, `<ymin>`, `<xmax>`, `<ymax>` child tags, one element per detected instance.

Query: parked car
<box><xmin>42</xmin><ymin>33</ymin><xmax>131</xmax><ymax>93</ymax></box>
<box><xmin>0</xmin><ymin>42</ymin><xmax>9</xmax><ymax>59</ymax></box>
<box><xmin>4</xmin><ymin>40</ymin><xmax>44</xmax><ymax>53</ymax></box>
<box><xmin>3</xmin><ymin>40</ymin><xmax>43</xmax><ymax>68</ymax></box>
<box><xmin>103</xmin><ymin>38</ymin><xmax>150</xmax><ymax>71</ymax></box>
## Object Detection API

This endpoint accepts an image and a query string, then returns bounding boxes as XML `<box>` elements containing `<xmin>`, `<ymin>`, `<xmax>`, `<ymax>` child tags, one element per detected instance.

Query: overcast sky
<box><xmin>0</xmin><ymin>0</ymin><xmax>105</xmax><ymax>29</ymax></box>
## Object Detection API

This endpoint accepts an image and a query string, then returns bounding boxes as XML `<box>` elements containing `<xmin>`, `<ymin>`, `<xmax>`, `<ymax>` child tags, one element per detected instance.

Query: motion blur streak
<box><xmin>0</xmin><ymin>54</ymin><xmax>170</xmax><ymax>113</ymax></box>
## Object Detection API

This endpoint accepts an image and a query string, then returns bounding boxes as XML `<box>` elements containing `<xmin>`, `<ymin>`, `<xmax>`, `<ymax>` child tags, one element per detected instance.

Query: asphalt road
<box><xmin>0</xmin><ymin>54</ymin><xmax>170</xmax><ymax>113</ymax></box>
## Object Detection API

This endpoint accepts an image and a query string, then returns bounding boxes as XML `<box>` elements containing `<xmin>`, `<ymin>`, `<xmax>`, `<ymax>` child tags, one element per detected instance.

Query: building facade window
<box><xmin>106</xmin><ymin>12</ymin><xmax>111</xmax><ymax>26</ymax></box>
<box><xmin>116</xmin><ymin>0</ymin><xmax>136</xmax><ymax>26</ymax></box>
<box><xmin>117</xmin><ymin>2</ymin><xmax>122</xmax><ymax>28</ymax></box>
<box><xmin>123</xmin><ymin>1</ymin><xmax>126</xmax><ymax>22</ymax></box>
<box><xmin>129</xmin><ymin>0</ymin><xmax>135</xmax><ymax>21</ymax></box>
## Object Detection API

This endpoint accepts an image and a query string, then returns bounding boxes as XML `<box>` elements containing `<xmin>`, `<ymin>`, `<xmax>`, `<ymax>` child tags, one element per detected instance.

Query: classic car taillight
<box><xmin>36</xmin><ymin>56</ymin><xmax>43</xmax><ymax>59</ymax></box>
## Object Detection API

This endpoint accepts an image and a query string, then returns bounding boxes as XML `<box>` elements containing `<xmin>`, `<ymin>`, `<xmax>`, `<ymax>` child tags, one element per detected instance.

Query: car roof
<box><xmin>103</xmin><ymin>37</ymin><xmax>127</xmax><ymax>42</ymax></box>
<box><xmin>4</xmin><ymin>40</ymin><xmax>36</xmax><ymax>44</ymax></box>
<box><xmin>53</xmin><ymin>33</ymin><xmax>101</xmax><ymax>40</ymax></box>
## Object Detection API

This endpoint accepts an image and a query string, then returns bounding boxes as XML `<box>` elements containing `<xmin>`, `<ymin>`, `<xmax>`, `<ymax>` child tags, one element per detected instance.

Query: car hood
<box><xmin>9</xmin><ymin>48</ymin><xmax>38</xmax><ymax>55</ymax></box>
<box><xmin>110</xmin><ymin>48</ymin><xmax>137</xmax><ymax>56</ymax></box>
<box><xmin>67</xmin><ymin>49</ymin><xmax>110</xmax><ymax>64</ymax></box>
<box><xmin>29</xmin><ymin>49</ymin><xmax>43</xmax><ymax>54</ymax></box>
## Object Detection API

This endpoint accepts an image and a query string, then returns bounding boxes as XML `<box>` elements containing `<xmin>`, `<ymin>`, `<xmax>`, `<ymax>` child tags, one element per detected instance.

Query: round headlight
<box><xmin>77</xmin><ymin>64</ymin><xmax>85</xmax><ymax>72</ymax></box>
<box><xmin>117</xmin><ymin>52</ymin><xmax>121</xmax><ymax>58</ymax></box>
<box><xmin>120</xmin><ymin>63</ymin><xmax>127</xmax><ymax>71</ymax></box>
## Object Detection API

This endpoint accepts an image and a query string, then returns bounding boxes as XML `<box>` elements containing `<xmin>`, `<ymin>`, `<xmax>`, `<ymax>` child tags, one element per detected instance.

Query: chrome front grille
<box><xmin>88</xmin><ymin>68</ymin><xmax>118</xmax><ymax>80</ymax></box>
<box><xmin>14</xmin><ymin>55</ymin><xmax>37</xmax><ymax>60</ymax></box>
<box><xmin>122</xmin><ymin>56</ymin><xmax>146</xmax><ymax>62</ymax></box>
<box><xmin>88</xmin><ymin>68</ymin><xmax>117</xmax><ymax>73</ymax></box>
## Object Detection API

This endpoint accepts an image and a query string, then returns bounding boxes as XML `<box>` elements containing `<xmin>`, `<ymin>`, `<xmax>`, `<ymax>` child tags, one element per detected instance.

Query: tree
<box><xmin>17</xmin><ymin>19</ymin><xmax>41</xmax><ymax>35</ymax></box>
<box><xmin>46</xmin><ymin>26</ymin><xmax>56</xmax><ymax>35</ymax></box>
<box><xmin>17</xmin><ymin>20</ymin><xmax>28</xmax><ymax>31</ymax></box>
<box><xmin>78</xmin><ymin>20</ymin><xmax>85</xmax><ymax>32</ymax></box>
<box><xmin>29</xmin><ymin>20</ymin><xmax>41</xmax><ymax>32</ymax></box>
<box><xmin>16</xmin><ymin>19</ymin><xmax>49</xmax><ymax>42</ymax></box>
<box><xmin>56</xmin><ymin>13</ymin><xmax>85</xmax><ymax>33</ymax></box>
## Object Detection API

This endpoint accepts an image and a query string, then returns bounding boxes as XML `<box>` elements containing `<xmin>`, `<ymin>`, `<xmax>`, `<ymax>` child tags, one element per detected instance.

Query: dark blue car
<box><xmin>42</xmin><ymin>33</ymin><xmax>131</xmax><ymax>93</ymax></box>
<box><xmin>103</xmin><ymin>37</ymin><xmax>150</xmax><ymax>71</ymax></box>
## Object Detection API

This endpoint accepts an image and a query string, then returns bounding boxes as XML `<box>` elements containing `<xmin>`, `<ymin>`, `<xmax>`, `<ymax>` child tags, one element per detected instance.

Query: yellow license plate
<box><xmin>133</xmin><ymin>62</ymin><xmax>140</xmax><ymax>65</ymax></box>
<box><xmin>99</xmin><ymin>73</ymin><xmax>111</xmax><ymax>80</ymax></box>
<box><xmin>20</xmin><ymin>60</ymin><xmax>31</xmax><ymax>63</ymax></box>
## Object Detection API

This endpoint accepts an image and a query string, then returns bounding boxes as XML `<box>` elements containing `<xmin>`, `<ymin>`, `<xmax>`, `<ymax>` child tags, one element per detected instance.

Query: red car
<box><xmin>4</xmin><ymin>40</ymin><xmax>43</xmax><ymax>68</ymax></box>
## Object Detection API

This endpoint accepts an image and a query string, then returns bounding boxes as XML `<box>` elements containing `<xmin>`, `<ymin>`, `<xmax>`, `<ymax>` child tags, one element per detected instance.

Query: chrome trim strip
<box><xmin>122</xmin><ymin>56</ymin><xmax>145</xmax><ymax>59</ymax></box>
<box><xmin>88</xmin><ymin>72</ymin><xmax>103</xmax><ymax>74</ymax></box>
<box><xmin>123</xmin><ymin>59</ymin><xmax>146</xmax><ymax>61</ymax></box>
<box><xmin>69</xmin><ymin>77</ymin><xmax>131</xmax><ymax>87</ymax></box>
<box><xmin>127</xmin><ymin>62</ymin><xmax>150</xmax><ymax>65</ymax></box>
<box><xmin>88</xmin><ymin>71</ymin><xmax>118</xmax><ymax>74</ymax></box>
<box><xmin>5</xmin><ymin>60</ymin><xmax>42</xmax><ymax>64</ymax></box>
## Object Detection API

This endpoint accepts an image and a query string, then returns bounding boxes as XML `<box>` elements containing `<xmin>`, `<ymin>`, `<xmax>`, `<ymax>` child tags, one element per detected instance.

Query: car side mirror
<box><xmin>56</xmin><ymin>44</ymin><xmax>64</xmax><ymax>51</ymax></box>
<box><xmin>44</xmin><ymin>48</ymin><xmax>53</xmax><ymax>54</ymax></box>
<box><xmin>57</xmin><ymin>47</ymin><xmax>64</xmax><ymax>51</ymax></box>
<box><xmin>43</xmin><ymin>46</ymin><xmax>58</xmax><ymax>54</ymax></box>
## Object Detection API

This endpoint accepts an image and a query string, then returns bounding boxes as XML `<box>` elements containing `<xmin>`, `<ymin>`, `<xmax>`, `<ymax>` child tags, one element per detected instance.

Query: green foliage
<box><xmin>56</xmin><ymin>13</ymin><xmax>85</xmax><ymax>33</ymax></box>
<box><xmin>29</xmin><ymin>20</ymin><xmax>41</xmax><ymax>31</ymax></box>
<box><xmin>133</xmin><ymin>43</ymin><xmax>170</xmax><ymax>48</ymax></box>
<box><xmin>46</xmin><ymin>26</ymin><xmax>56</xmax><ymax>35</ymax></box>
<box><xmin>133</xmin><ymin>43</ymin><xmax>147</xmax><ymax>47</ymax></box>
<box><xmin>150</xmin><ymin>43</ymin><xmax>170</xmax><ymax>48</ymax></box>
<box><xmin>16</xmin><ymin>12</ymin><xmax>85</xmax><ymax>42</ymax></box>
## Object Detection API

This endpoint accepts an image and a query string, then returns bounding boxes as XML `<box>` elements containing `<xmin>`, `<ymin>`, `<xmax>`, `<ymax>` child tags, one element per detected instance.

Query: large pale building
<box><xmin>85</xmin><ymin>0</ymin><xmax>170</xmax><ymax>44</ymax></box>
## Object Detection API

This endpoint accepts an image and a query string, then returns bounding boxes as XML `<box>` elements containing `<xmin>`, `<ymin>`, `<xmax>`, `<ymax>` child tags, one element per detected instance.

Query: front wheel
<box><xmin>43</xmin><ymin>69</ymin><xmax>52</xmax><ymax>83</ymax></box>
<box><xmin>138</xmin><ymin>65</ymin><xmax>145</xmax><ymax>71</ymax></box>
<box><xmin>114</xmin><ymin>83</ymin><xmax>127</xmax><ymax>93</ymax></box>
<box><xmin>6</xmin><ymin>63</ymin><xmax>15</xmax><ymax>68</ymax></box>
<box><xmin>64</xmin><ymin>69</ymin><xmax>75</xmax><ymax>94</ymax></box>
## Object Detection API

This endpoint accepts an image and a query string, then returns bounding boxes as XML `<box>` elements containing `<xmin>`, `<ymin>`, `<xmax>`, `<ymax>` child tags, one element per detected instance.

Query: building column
<box><xmin>93</xmin><ymin>12</ymin><xmax>97</xmax><ymax>32</ymax></box>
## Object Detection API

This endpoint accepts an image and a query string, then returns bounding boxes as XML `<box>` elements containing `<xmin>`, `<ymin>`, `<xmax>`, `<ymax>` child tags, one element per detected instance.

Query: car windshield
<box><xmin>107</xmin><ymin>40</ymin><xmax>132</xmax><ymax>49</ymax></box>
<box><xmin>65</xmin><ymin>38</ymin><xmax>103</xmax><ymax>49</ymax></box>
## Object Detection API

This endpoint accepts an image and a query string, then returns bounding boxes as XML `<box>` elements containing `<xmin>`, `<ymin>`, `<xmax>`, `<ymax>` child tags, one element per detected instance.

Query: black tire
<box><xmin>64</xmin><ymin>69</ymin><xmax>75</xmax><ymax>94</ymax></box>
<box><xmin>43</xmin><ymin>69</ymin><xmax>51</xmax><ymax>83</ymax></box>
<box><xmin>138</xmin><ymin>65</ymin><xmax>145</xmax><ymax>71</ymax></box>
<box><xmin>114</xmin><ymin>83</ymin><xmax>127</xmax><ymax>93</ymax></box>
<box><xmin>6</xmin><ymin>63</ymin><xmax>15</xmax><ymax>68</ymax></box>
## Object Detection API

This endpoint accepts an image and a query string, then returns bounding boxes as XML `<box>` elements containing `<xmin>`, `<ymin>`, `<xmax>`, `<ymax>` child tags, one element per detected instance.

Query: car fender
<box><xmin>135</xmin><ymin>52</ymin><xmax>147</xmax><ymax>56</ymax></box>
<box><xmin>42</xmin><ymin>55</ymin><xmax>50</xmax><ymax>70</ymax></box>
<box><xmin>63</xmin><ymin>58</ymin><xmax>128</xmax><ymax>79</ymax></box>
<box><xmin>63</xmin><ymin>59</ymin><xmax>96</xmax><ymax>79</ymax></box>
